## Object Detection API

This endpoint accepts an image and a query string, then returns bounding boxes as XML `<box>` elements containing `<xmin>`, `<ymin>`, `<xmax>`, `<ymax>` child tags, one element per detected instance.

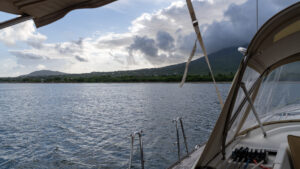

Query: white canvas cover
<box><xmin>0</xmin><ymin>0</ymin><xmax>116</xmax><ymax>27</ymax></box>
<box><xmin>195</xmin><ymin>2</ymin><xmax>300</xmax><ymax>168</ymax></box>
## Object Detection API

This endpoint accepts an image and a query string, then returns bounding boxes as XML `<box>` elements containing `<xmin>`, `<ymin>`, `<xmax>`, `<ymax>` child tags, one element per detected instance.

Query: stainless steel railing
<box><xmin>173</xmin><ymin>117</ymin><xmax>189</xmax><ymax>161</ymax></box>
<box><xmin>128</xmin><ymin>130</ymin><xmax>144</xmax><ymax>169</ymax></box>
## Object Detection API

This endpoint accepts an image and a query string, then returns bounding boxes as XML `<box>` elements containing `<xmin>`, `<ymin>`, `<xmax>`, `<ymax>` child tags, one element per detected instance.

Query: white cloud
<box><xmin>36</xmin><ymin>64</ymin><xmax>46</xmax><ymax>70</ymax></box>
<box><xmin>104</xmin><ymin>0</ymin><xmax>180</xmax><ymax>13</ymax></box>
<box><xmin>0</xmin><ymin>20</ymin><xmax>46</xmax><ymax>46</ymax></box>
<box><xmin>0</xmin><ymin>0</ymin><xmax>297</xmax><ymax>76</ymax></box>
<box><xmin>0</xmin><ymin>58</ymin><xmax>23</xmax><ymax>77</ymax></box>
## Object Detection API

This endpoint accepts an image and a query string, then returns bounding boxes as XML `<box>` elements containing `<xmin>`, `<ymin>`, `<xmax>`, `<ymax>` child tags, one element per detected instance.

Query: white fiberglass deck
<box><xmin>168</xmin><ymin>146</ymin><xmax>204</xmax><ymax>169</ymax></box>
<box><xmin>170</xmin><ymin>122</ymin><xmax>300</xmax><ymax>169</ymax></box>
<box><xmin>211</xmin><ymin>122</ymin><xmax>300</xmax><ymax>169</ymax></box>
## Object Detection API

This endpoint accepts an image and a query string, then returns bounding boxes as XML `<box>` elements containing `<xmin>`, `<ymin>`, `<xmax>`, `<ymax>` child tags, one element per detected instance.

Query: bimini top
<box><xmin>196</xmin><ymin>2</ymin><xmax>300</xmax><ymax>168</ymax></box>
<box><xmin>246</xmin><ymin>2</ymin><xmax>300</xmax><ymax>74</ymax></box>
<box><xmin>0</xmin><ymin>0</ymin><xmax>116</xmax><ymax>28</ymax></box>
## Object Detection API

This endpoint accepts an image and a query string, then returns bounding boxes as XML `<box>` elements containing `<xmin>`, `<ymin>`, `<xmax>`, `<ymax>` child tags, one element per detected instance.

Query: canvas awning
<box><xmin>0</xmin><ymin>0</ymin><xmax>116</xmax><ymax>28</ymax></box>
<box><xmin>195</xmin><ymin>2</ymin><xmax>300</xmax><ymax>168</ymax></box>
<box><xmin>246</xmin><ymin>2</ymin><xmax>300</xmax><ymax>74</ymax></box>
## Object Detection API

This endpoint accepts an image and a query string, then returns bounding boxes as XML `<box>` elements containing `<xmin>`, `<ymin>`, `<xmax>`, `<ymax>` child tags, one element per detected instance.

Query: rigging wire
<box><xmin>184</xmin><ymin>0</ymin><xmax>224</xmax><ymax>108</ymax></box>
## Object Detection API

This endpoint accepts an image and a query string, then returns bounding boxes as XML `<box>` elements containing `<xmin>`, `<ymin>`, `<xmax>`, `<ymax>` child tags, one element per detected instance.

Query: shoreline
<box><xmin>0</xmin><ymin>81</ymin><xmax>232</xmax><ymax>84</ymax></box>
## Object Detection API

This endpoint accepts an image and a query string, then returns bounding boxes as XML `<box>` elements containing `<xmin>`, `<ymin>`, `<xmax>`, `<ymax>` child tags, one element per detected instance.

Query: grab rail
<box><xmin>128</xmin><ymin>130</ymin><xmax>144</xmax><ymax>169</ymax></box>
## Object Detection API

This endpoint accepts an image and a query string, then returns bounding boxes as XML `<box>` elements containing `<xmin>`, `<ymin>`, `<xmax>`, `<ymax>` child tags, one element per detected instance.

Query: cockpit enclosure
<box><xmin>195</xmin><ymin>2</ymin><xmax>300</xmax><ymax>168</ymax></box>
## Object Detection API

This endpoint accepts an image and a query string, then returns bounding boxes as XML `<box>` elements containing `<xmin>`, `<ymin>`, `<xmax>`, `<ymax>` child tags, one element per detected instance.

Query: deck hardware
<box><xmin>173</xmin><ymin>118</ymin><xmax>181</xmax><ymax>161</ymax></box>
<box><xmin>173</xmin><ymin>117</ymin><xmax>189</xmax><ymax>161</ymax></box>
<box><xmin>240</xmin><ymin>82</ymin><xmax>267</xmax><ymax>137</ymax></box>
<box><xmin>179</xmin><ymin>118</ymin><xmax>189</xmax><ymax>154</ymax></box>
<box><xmin>128</xmin><ymin>130</ymin><xmax>144</xmax><ymax>169</ymax></box>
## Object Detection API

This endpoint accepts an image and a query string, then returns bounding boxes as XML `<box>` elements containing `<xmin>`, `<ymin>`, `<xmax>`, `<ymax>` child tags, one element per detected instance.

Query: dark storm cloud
<box><xmin>177</xmin><ymin>32</ymin><xmax>197</xmax><ymax>54</ymax></box>
<box><xmin>75</xmin><ymin>55</ymin><xmax>88</xmax><ymax>62</ymax></box>
<box><xmin>128</xmin><ymin>35</ymin><xmax>171</xmax><ymax>65</ymax></box>
<box><xmin>177</xmin><ymin>1</ymin><xmax>258</xmax><ymax>54</ymax></box>
<box><xmin>129</xmin><ymin>36</ymin><xmax>158</xmax><ymax>57</ymax></box>
<box><xmin>204</xmin><ymin>0</ymin><xmax>299</xmax><ymax>53</ymax></box>
<box><xmin>156</xmin><ymin>31</ymin><xmax>174</xmax><ymax>51</ymax></box>
<box><xmin>178</xmin><ymin>0</ymin><xmax>299</xmax><ymax>54</ymax></box>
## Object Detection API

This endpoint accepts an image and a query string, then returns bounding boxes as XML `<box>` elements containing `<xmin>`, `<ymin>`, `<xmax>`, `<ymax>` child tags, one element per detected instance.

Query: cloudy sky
<box><xmin>0</xmin><ymin>0</ymin><xmax>297</xmax><ymax>77</ymax></box>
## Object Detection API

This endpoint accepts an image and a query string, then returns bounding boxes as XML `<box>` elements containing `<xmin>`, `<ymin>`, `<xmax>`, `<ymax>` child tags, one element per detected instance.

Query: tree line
<box><xmin>0</xmin><ymin>73</ymin><xmax>235</xmax><ymax>83</ymax></box>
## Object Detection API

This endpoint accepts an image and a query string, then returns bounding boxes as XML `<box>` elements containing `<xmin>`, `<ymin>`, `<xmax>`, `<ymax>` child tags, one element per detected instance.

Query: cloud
<box><xmin>0</xmin><ymin>20</ymin><xmax>46</xmax><ymax>46</ymax></box>
<box><xmin>10</xmin><ymin>50</ymin><xmax>46</xmax><ymax>60</ymax></box>
<box><xmin>96</xmin><ymin>33</ymin><xmax>133</xmax><ymax>49</ymax></box>
<box><xmin>0</xmin><ymin>0</ymin><xmax>298</xmax><ymax>76</ymax></box>
<box><xmin>201</xmin><ymin>0</ymin><xmax>294</xmax><ymax>53</ymax></box>
<box><xmin>156</xmin><ymin>31</ymin><xmax>174</xmax><ymax>51</ymax></box>
<box><xmin>75</xmin><ymin>55</ymin><xmax>88</xmax><ymax>62</ymax></box>
<box><xmin>0</xmin><ymin>58</ymin><xmax>25</xmax><ymax>77</ymax></box>
<box><xmin>128</xmin><ymin>35</ymin><xmax>163</xmax><ymax>65</ymax></box>
<box><xmin>36</xmin><ymin>64</ymin><xmax>46</xmax><ymax>70</ymax></box>
<box><xmin>129</xmin><ymin>36</ymin><xmax>158</xmax><ymax>57</ymax></box>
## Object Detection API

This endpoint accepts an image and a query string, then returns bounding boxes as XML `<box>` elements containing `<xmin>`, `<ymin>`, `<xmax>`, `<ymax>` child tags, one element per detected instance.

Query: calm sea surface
<box><xmin>0</xmin><ymin>83</ymin><xmax>230</xmax><ymax>169</ymax></box>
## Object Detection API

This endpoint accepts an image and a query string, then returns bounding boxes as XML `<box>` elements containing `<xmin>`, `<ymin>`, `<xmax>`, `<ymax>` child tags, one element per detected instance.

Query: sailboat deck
<box><xmin>168</xmin><ymin>146</ymin><xmax>204</xmax><ymax>169</ymax></box>
<box><xmin>169</xmin><ymin>122</ymin><xmax>300</xmax><ymax>169</ymax></box>
<box><xmin>219</xmin><ymin>122</ymin><xmax>300</xmax><ymax>169</ymax></box>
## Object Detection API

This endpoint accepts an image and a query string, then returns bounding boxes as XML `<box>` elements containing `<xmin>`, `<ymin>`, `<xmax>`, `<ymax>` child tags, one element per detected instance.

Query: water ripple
<box><xmin>0</xmin><ymin>83</ymin><xmax>229</xmax><ymax>169</ymax></box>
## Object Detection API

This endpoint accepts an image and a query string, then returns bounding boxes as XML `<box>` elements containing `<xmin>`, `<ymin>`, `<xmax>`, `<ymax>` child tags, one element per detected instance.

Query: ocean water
<box><xmin>0</xmin><ymin>83</ymin><xmax>230</xmax><ymax>169</ymax></box>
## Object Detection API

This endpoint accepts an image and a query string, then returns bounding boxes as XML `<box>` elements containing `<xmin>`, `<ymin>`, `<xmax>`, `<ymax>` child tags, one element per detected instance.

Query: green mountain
<box><xmin>21</xmin><ymin>70</ymin><xmax>67</xmax><ymax>77</ymax></box>
<box><xmin>71</xmin><ymin>46</ymin><xmax>243</xmax><ymax>77</ymax></box>
<box><xmin>1</xmin><ymin>46</ymin><xmax>243</xmax><ymax>83</ymax></box>
<box><xmin>139</xmin><ymin>46</ymin><xmax>243</xmax><ymax>76</ymax></box>
<box><xmin>21</xmin><ymin>46</ymin><xmax>243</xmax><ymax>78</ymax></box>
